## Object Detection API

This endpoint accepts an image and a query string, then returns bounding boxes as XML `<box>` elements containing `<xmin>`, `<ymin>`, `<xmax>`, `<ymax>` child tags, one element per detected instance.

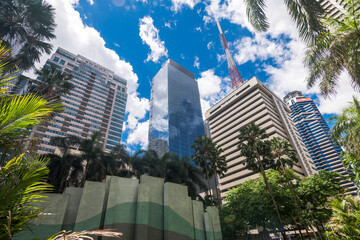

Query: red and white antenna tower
<box><xmin>216</xmin><ymin>20</ymin><xmax>244</xmax><ymax>89</ymax></box>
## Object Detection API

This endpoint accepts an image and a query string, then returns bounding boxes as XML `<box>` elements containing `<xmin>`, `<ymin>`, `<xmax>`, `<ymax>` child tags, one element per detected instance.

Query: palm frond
<box><xmin>244</xmin><ymin>0</ymin><xmax>269</xmax><ymax>32</ymax></box>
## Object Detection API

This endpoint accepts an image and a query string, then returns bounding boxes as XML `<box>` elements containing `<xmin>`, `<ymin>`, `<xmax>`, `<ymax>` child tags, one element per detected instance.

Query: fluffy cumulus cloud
<box><xmin>126</xmin><ymin>120</ymin><xmax>149</xmax><ymax>149</ymax></box>
<box><xmin>31</xmin><ymin>0</ymin><xmax>150</xmax><ymax>148</ymax></box>
<box><xmin>171</xmin><ymin>0</ymin><xmax>200</xmax><ymax>12</ymax></box>
<box><xmin>233</xmin><ymin>34</ymin><xmax>290</xmax><ymax>65</ymax></box>
<box><xmin>86</xmin><ymin>0</ymin><xmax>94</xmax><ymax>5</ymax></box>
<box><xmin>197</xmin><ymin>69</ymin><xmax>231</xmax><ymax>117</ymax></box>
<box><xmin>139</xmin><ymin>16</ymin><xmax>168</xmax><ymax>63</ymax></box>
<box><xmin>203</xmin><ymin>0</ymin><xmax>358</xmax><ymax>114</ymax></box>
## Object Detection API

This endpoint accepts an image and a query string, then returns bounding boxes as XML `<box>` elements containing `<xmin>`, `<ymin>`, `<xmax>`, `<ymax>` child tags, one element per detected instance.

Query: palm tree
<box><xmin>305</xmin><ymin>0</ymin><xmax>360</xmax><ymax>97</ymax></box>
<box><xmin>191</xmin><ymin>136</ymin><xmax>214</xmax><ymax>196</ymax></box>
<box><xmin>0</xmin><ymin>154</ymin><xmax>53</xmax><ymax>239</ymax></box>
<box><xmin>0</xmin><ymin>0</ymin><xmax>56</xmax><ymax>71</ymax></box>
<box><xmin>271</xmin><ymin>137</ymin><xmax>309</xmax><ymax>239</ymax></box>
<box><xmin>238</xmin><ymin>123</ymin><xmax>287</xmax><ymax>238</ymax></box>
<box><xmin>0</xmin><ymin>44</ymin><xmax>62</xmax><ymax>161</ymax></box>
<box><xmin>244</xmin><ymin>0</ymin><xmax>324</xmax><ymax>43</ymax></box>
<box><xmin>30</xmin><ymin>64</ymin><xmax>74</xmax><ymax>98</ymax></box>
<box><xmin>326</xmin><ymin>197</ymin><xmax>360</xmax><ymax>239</ymax></box>
<box><xmin>208</xmin><ymin>143</ymin><xmax>227</xmax><ymax>205</ymax></box>
<box><xmin>164</xmin><ymin>154</ymin><xmax>207</xmax><ymax>199</ymax></box>
<box><xmin>79</xmin><ymin>131</ymin><xmax>103</xmax><ymax>185</ymax></box>
<box><xmin>331</xmin><ymin>96</ymin><xmax>360</xmax><ymax>190</ymax></box>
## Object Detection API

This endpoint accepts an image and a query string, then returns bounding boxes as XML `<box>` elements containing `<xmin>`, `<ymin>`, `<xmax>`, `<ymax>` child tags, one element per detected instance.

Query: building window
<box><xmin>53</xmin><ymin>57</ymin><xmax>59</xmax><ymax>62</ymax></box>
<box><xmin>59</xmin><ymin>59</ymin><xmax>66</xmax><ymax>65</ymax></box>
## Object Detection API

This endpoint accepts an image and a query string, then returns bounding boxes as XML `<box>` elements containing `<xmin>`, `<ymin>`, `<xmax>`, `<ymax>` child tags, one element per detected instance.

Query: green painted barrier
<box><xmin>15</xmin><ymin>175</ymin><xmax>222</xmax><ymax>240</ymax></box>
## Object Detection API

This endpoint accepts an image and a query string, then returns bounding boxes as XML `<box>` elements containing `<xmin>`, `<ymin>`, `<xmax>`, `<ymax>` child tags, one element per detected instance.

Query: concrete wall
<box><xmin>15</xmin><ymin>175</ymin><xmax>222</xmax><ymax>240</ymax></box>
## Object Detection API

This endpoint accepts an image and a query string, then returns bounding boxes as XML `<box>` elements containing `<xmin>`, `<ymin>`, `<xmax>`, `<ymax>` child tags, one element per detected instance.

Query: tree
<box><xmin>191</xmin><ymin>136</ymin><xmax>217</xmax><ymax>196</ymax></box>
<box><xmin>296</xmin><ymin>170</ymin><xmax>343</xmax><ymax>233</ymax></box>
<box><xmin>331</xmin><ymin>97</ymin><xmax>360</xmax><ymax>190</ymax></box>
<box><xmin>244</xmin><ymin>0</ymin><xmax>324</xmax><ymax>43</ymax></box>
<box><xmin>30</xmin><ymin>64</ymin><xmax>74</xmax><ymax>98</ymax></box>
<box><xmin>305</xmin><ymin>0</ymin><xmax>360</xmax><ymax>97</ymax></box>
<box><xmin>0</xmin><ymin>43</ymin><xmax>62</xmax><ymax>161</ymax></box>
<box><xmin>270</xmin><ymin>138</ymin><xmax>308</xmax><ymax>237</ymax></box>
<box><xmin>325</xmin><ymin>197</ymin><xmax>360</xmax><ymax>239</ymax></box>
<box><xmin>0</xmin><ymin>0</ymin><xmax>55</xmax><ymax>71</ymax></box>
<box><xmin>225</xmin><ymin>169</ymin><xmax>297</xmax><ymax>234</ymax></box>
<box><xmin>0</xmin><ymin>154</ymin><xmax>52</xmax><ymax>239</ymax></box>
<box><xmin>238</xmin><ymin>123</ymin><xmax>287</xmax><ymax>238</ymax></box>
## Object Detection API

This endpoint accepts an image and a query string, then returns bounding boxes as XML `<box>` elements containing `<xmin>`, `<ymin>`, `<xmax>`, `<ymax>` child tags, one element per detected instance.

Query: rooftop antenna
<box><xmin>216</xmin><ymin>20</ymin><xmax>244</xmax><ymax>89</ymax></box>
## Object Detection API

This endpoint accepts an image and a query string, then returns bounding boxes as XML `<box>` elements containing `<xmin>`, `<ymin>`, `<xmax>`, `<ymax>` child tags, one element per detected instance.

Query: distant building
<box><xmin>148</xmin><ymin>59</ymin><xmax>204</xmax><ymax>159</ymax></box>
<box><xmin>205</xmin><ymin>77</ymin><xmax>316</xmax><ymax>198</ymax></box>
<box><xmin>33</xmin><ymin>48</ymin><xmax>127</xmax><ymax>154</ymax></box>
<box><xmin>284</xmin><ymin>91</ymin><xmax>357</xmax><ymax>194</ymax></box>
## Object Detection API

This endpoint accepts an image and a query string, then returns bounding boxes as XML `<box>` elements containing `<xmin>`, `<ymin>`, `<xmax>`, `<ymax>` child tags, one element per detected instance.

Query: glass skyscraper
<box><xmin>148</xmin><ymin>59</ymin><xmax>204</xmax><ymax>158</ymax></box>
<box><xmin>33</xmin><ymin>48</ymin><xmax>127</xmax><ymax>154</ymax></box>
<box><xmin>284</xmin><ymin>91</ymin><xmax>357</xmax><ymax>194</ymax></box>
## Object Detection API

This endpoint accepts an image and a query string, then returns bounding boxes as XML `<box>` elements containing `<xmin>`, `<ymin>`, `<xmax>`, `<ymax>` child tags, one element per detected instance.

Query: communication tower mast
<box><xmin>216</xmin><ymin>20</ymin><xmax>244</xmax><ymax>89</ymax></box>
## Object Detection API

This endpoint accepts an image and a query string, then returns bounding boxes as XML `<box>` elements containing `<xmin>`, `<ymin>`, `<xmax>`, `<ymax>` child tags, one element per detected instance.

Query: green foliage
<box><xmin>29</xmin><ymin>64</ymin><xmax>74</xmax><ymax>98</ymax></box>
<box><xmin>191</xmin><ymin>135</ymin><xmax>227</xmax><ymax>202</ymax></box>
<box><xmin>331</xmin><ymin>97</ymin><xmax>360</xmax><ymax>190</ymax></box>
<box><xmin>0</xmin><ymin>154</ymin><xmax>52</xmax><ymax>239</ymax></box>
<box><xmin>305</xmin><ymin>0</ymin><xmax>360</xmax><ymax>97</ymax></box>
<box><xmin>244</xmin><ymin>0</ymin><xmax>324</xmax><ymax>43</ymax></box>
<box><xmin>0</xmin><ymin>0</ymin><xmax>55</xmax><ymax>71</ymax></box>
<box><xmin>238</xmin><ymin>122</ymin><xmax>275</xmax><ymax>172</ymax></box>
<box><xmin>223</xmin><ymin>169</ymin><xmax>342</xmax><ymax>235</ymax></box>
<box><xmin>325</xmin><ymin>197</ymin><xmax>360</xmax><ymax>239</ymax></box>
<box><xmin>225</xmin><ymin>169</ymin><xmax>297</xmax><ymax>231</ymax></box>
<box><xmin>296</xmin><ymin>170</ymin><xmax>343</xmax><ymax>228</ymax></box>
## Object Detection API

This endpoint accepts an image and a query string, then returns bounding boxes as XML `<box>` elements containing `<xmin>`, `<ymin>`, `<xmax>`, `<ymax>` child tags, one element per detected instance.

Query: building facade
<box><xmin>284</xmin><ymin>91</ymin><xmax>357</xmax><ymax>194</ymax></box>
<box><xmin>34</xmin><ymin>48</ymin><xmax>127</xmax><ymax>154</ymax></box>
<box><xmin>205</xmin><ymin>77</ymin><xmax>316</xmax><ymax>198</ymax></box>
<box><xmin>148</xmin><ymin>59</ymin><xmax>204</xmax><ymax>158</ymax></box>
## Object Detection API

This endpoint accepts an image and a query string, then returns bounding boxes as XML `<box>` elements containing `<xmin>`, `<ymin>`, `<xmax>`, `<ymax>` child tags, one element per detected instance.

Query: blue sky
<box><xmin>34</xmin><ymin>0</ymin><xmax>359</xmax><ymax>153</ymax></box>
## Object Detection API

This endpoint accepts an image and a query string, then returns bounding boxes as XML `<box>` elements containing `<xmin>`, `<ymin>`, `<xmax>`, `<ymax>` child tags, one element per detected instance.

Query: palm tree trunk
<box><xmin>280</xmin><ymin>161</ymin><xmax>311</xmax><ymax>239</ymax></box>
<box><xmin>204</xmin><ymin>163</ymin><xmax>211</xmax><ymax>197</ymax></box>
<box><xmin>213</xmin><ymin>174</ymin><xmax>222</xmax><ymax>208</ymax></box>
<box><xmin>256</xmin><ymin>155</ymin><xmax>288</xmax><ymax>239</ymax></box>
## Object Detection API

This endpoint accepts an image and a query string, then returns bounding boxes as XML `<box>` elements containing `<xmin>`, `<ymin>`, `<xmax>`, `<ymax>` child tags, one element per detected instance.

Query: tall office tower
<box><xmin>34</xmin><ymin>48</ymin><xmax>127</xmax><ymax>154</ymax></box>
<box><xmin>205</xmin><ymin>77</ymin><xmax>316</xmax><ymax>198</ymax></box>
<box><xmin>148</xmin><ymin>59</ymin><xmax>204</xmax><ymax>158</ymax></box>
<box><xmin>284</xmin><ymin>91</ymin><xmax>357</xmax><ymax>194</ymax></box>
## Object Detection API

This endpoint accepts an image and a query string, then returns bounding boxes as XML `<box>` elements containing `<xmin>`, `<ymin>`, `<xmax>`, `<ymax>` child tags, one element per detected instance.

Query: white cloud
<box><xmin>233</xmin><ymin>34</ymin><xmax>290</xmax><ymax>65</ymax></box>
<box><xmin>139</xmin><ymin>16</ymin><xmax>168</xmax><ymax>63</ymax></box>
<box><xmin>197</xmin><ymin>69</ymin><xmax>231</xmax><ymax>117</ymax></box>
<box><xmin>194</xmin><ymin>56</ymin><xmax>200</xmax><ymax>69</ymax></box>
<box><xmin>127</xmin><ymin>120</ymin><xmax>149</xmax><ymax>149</ymax></box>
<box><xmin>318</xmin><ymin>73</ymin><xmax>360</xmax><ymax>114</ymax></box>
<box><xmin>28</xmin><ymin>0</ymin><xmax>150</xmax><ymax>148</ymax></box>
<box><xmin>171</xmin><ymin>0</ymin><xmax>200</xmax><ymax>12</ymax></box>
<box><xmin>164</xmin><ymin>22</ymin><xmax>171</xmax><ymax>29</ymax></box>
<box><xmin>86</xmin><ymin>0</ymin><xmax>94</xmax><ymax>5</ymax></box>
<box><xmin>207</xmin><ymin>41</ymin><xmax>214</xmax><ymax>50</ymax></box>
<box><xmin>216</xmin><ymin>53</ymin><xmax>225</xmax><ymax>63</ymax></box>
<box><xmin>195</xmin><ymin>26</ymin><xmax>202</xmax><ymax>32</ymax></box>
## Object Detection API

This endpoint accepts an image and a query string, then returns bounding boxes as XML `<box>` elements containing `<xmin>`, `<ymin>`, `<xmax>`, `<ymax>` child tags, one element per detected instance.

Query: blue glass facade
<box><xmin>284</xmin><ymin>91</ymin><xmax>357</xmax><ymax>193</ymax></box>
<box><xmin>148</xmin><ymin>59</ymin><xmax>204</xmax><ymax>159</ymax></box>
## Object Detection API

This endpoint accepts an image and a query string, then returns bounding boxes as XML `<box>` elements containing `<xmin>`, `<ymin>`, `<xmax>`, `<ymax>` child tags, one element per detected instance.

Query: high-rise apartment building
<box><xmin>205</xmin><ymin>77</ymin><xmax>316</xmax><ymax>198</ymax></box>
<box><xmin>284</xmin><ymin>91</ymin><xmax>357</xmax><ymax>194</ymax></box>
<box><xmin>148</xmin><ymin>59</ymin><xmax>204</xmax><ymax>158</ymax></box>
<box><xmin>34</xmin><ymin>48</ymin><xmax>127</xmax><ymax>154</ymax></box>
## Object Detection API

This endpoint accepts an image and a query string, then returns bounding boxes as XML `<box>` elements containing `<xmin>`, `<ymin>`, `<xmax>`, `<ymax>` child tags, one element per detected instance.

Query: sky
<box><xmin>32</xmin><ymin>0</ymin><xmax>360</xmax><ymax>153</ymax></box>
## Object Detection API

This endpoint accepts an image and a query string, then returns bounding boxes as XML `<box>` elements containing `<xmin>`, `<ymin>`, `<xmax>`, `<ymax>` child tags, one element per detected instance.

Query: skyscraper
<box><xmin>205</xmin><ymin>77</ymin><xmax>316</xmax><ymax>198</ymax></box>
<box><xmin>284</xmin><ymin>91</ymin><xmax>357</xmax><ymax>194</ymax></box>
<box><xmin>148</xmin><ymin>59</ymin><xmax>204</xmax><ymax>158</ymax></box>
<box><xmin>33</xmin><ymin>48</ymin><xmax>127</xmax><ymax>154</ymax></box>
